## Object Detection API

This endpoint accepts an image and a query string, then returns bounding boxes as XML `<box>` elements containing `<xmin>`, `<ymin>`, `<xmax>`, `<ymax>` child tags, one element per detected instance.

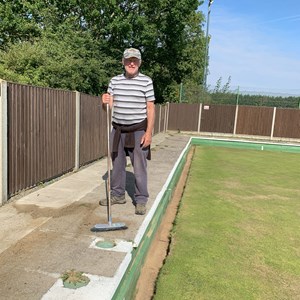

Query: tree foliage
<box><xmin>0</xmin><ymin>0</ymin><xmax>206</xmax><ymax>102</ymax></box>
<box><xmin>208</xmin><ymin>89</ymin><xmax>300</xmax><ymax>109</ymax></box>
<box><xmin>177</xmin><ymin>76</ymin><xmax>300</xmax><ymax>108</ymax></box>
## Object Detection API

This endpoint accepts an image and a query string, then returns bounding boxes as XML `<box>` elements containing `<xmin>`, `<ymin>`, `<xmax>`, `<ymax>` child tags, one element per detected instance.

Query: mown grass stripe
<box><xmin>154</xmin><ymin>146</ymin><xmax>300</xmax><ymax>299</ymax></box>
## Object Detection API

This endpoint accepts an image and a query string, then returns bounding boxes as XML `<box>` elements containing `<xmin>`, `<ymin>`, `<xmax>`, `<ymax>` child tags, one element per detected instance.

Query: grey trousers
<box><xmin>110</xmin><ymin>128</ymin><xmax>149</xmax><ymax>204</ymax></box>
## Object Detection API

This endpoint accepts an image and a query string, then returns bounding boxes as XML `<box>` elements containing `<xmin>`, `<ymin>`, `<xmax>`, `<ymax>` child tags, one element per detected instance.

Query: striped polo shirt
<box><xmin>108</xmin><ymin>72</ymin><xmax>155</xmax><ymax>125</ymax></box>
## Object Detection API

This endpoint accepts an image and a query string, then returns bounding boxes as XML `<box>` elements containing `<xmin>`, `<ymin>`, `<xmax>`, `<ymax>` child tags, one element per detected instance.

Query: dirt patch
<box><xmin>134</xmin><ymin>146</ymin><xmax>195</xmax><ymax>300</ymax></box>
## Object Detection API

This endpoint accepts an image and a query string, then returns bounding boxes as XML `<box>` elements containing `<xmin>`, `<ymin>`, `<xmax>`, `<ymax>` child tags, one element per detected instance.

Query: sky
<box><xmin>201</xmin><ymin>0</ymin><xmax>300</xmax><ymax>95</ymax></box>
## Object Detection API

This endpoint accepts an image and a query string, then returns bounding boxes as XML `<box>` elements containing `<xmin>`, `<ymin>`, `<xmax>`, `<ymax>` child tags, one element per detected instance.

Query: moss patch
<box><xmin>61</xmin><ymin>269</ymin><xmax>90</xmax><ymax>289</ymax></box>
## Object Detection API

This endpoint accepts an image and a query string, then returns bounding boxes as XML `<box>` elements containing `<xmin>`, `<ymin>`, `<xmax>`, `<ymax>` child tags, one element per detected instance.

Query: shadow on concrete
<box><xmin>101</xmin><ymin>171</ymin><xmax>135</xmax><ymax>204</ymax></box>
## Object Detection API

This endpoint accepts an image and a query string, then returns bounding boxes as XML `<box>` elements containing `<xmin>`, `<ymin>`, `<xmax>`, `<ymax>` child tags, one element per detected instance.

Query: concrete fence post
<box><xmin>165</xmin><ymin>102</ymin><xmax>170</xmax><ymax>132</ymax></box>
<box><xmin>158</xmin><ymin>105</ymin><xmax>162</xmax><ymax>133</ymax></box>
<box><xmin>0</xmin><ymin>80</ymin><xmax>8</xmax><ymax>206</ymax></box>
<box><xmin>233</xmin><ymin>104</ymin><xmax>239</xmax><ymax>135</ymax></box>
<box><xmin>270</xmin><ymin>107</ymin><xmax>276</xmax><ymax>140</ymax></box>
<box><xmin>197</xmin><ymin>103</ymin><xmax>202</xmax><ymax>133</ymax></box>
<box><xmin>74</xmin><ymin>91</ymin><xmax>80</xmax><ymax>171</ymax></box>
<box><xmin>163</xmin><ymin>103</ymin><xmax>167</xmax><ymax>132</ymax></box>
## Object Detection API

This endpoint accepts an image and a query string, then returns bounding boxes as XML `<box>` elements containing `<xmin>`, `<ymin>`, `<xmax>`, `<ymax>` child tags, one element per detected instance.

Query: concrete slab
<box><xmin>15</xmin><ymin>161</ymin><xmax>106</xmax><ymax>209</ymax></box>
<box><xmin>0</xmin><ymin>204</ymin><xmax>50</xmax><ymax>254</ymax></box>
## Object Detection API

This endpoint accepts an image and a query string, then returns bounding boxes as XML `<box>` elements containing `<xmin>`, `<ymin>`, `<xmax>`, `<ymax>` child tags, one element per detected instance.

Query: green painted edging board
<box><xmin>191</xmin><ymin>137</ymin><xmax>300</xmax><ymax>153</ymax></box>
<box><xmin>112</xmin><ymin>145</ymin><xmax>191</xmax><ymax>300</ymax></box>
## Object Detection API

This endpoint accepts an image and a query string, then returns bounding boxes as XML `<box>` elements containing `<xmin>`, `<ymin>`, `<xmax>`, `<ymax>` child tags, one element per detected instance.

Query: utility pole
<box><xmin>203</xmin><ymin>0</ymin><xmax>214</xmax><ymax>89</ymax></box>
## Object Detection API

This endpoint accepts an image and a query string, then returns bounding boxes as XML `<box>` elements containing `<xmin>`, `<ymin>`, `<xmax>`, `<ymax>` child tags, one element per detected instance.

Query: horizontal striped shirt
<box><xmin>108</xmin><ymin>72</ymin><xmax>155</xmax><ymax>125</ymax></box>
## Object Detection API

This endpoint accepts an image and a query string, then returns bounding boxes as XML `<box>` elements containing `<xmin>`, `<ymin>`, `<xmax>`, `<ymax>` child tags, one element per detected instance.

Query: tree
<box><xmin>0</xmin><ymin>0</ymin><xmax>207</xmax><ymax>102</ymax></box>
<box><xmin>0</xmin><ymin>0</ymin><xmax>42</xmax><ymax>49</ymax></box>
<box><xmin>0</xmin><ymin>29</ymin><xmax>112</xmax><ymax>94</ymax></box>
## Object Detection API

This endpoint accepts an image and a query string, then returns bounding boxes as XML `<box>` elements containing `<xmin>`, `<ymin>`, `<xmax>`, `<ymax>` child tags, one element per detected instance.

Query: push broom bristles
<box><xmin>91</xmin><ymin>221</ymin><xmax>128</xmax><ymax>232</ymax></box>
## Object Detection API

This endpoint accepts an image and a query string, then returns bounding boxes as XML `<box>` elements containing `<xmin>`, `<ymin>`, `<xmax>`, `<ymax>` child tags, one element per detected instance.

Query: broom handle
<box><xmin>106</xmin><ymin>103</ymin><xmax>112</xmax><ymax>225</ymax></box>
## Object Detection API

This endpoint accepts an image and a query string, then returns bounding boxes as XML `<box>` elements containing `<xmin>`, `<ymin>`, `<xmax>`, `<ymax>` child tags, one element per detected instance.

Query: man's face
<box><xmin>123</xmin><ymin>57</ymin><xmax>141</xmax><ymax>77</ymax></box>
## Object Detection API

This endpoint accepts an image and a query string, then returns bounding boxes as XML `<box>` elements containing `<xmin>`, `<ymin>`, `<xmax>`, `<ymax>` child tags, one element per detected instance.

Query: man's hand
<box><xmin>102</xmin><ymin>93</ymin><xmax>113</xmax><ymax>109</ymax></box>
<box><xmin>141</xmin><ymin>131</ymin><xmax>152</xmax><ymax>148</ymax></box>
<box><xmin>141</xmin><ymin>101</ymin><xmax>155</xmax><ymax>148</ymax></box>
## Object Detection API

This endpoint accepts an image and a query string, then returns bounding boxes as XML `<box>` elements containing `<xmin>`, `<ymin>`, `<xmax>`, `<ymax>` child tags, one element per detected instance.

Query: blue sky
<box><xmin>201</xmin><ymin>0</ymin><xmax>300</xmax><ymax>95</ymax></box>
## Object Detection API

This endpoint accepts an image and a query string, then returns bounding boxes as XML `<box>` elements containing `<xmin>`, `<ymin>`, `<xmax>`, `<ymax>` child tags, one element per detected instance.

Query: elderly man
<box><xmin>100</xmin><ymin>48</ymin><xmax>155</xmax><ymax>215</ymax></box>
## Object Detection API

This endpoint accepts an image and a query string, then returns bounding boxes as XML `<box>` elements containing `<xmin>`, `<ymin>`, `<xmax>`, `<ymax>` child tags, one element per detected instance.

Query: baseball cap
<box><xmin>123</xmin><ymin>48</ymin><xmax>141</xmax><ymax>60</ymax></box>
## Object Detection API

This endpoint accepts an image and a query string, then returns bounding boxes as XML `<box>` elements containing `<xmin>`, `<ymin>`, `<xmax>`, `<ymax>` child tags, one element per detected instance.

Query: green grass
<box><xmin>154</xmin><ymin>146</ymin><xmax>300</xmax><ymax>300</ymax></box>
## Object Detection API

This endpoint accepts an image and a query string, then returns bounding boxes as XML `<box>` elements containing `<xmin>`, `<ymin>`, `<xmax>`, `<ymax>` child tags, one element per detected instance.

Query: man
<box><xmin>100</xmin><ymin>48</ymin><xmax>155</xmax><ymax>215</ymax></box>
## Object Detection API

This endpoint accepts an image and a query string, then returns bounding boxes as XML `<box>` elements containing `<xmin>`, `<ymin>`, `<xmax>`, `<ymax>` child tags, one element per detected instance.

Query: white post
<box><xmin>165</xmin><ymin>102</ymin><xmax>170</xmax><ymax>132</ymax></box>
<box><xmin>197</xmin><ymin>103</ymin><xmax>202</xmax><ymax>133</ymax></box>
<box><xmin>0</xmin><ymin>80</ymin><xmax>8</xmax><ymax>206</ymax></box>
<box><xmin>233</xmin><ymin>104</ymin><xmax>239</xmax><ymax>135</ymax></box>
<box><xmin>163</xmin><ymin>103</ymin><xmax>167</xmax><ymax>132</ymax></box>
<box><xmin>158</xmin><ymin>105</ymin><xmax>162</xmax><ymax>133</ymax></box>
<box><xmin>74</xmin><ymin>91</ymin><xmax>80</xmax><ymax>171</ymax></box>
<box><xmin>270</xmin><ymin>107</ymin><xmax>276</xmax><ymax>140</ymax></box>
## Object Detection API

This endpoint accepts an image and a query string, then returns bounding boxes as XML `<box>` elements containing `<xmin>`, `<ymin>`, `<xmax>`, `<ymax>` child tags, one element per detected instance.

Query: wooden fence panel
<box><xmin>273</xmin><ymin>108</ymin><xmax>300</xmax><ymax>139</ymax></box>
<box><xmin>79</xmin><ymin>94</ymin><xmax>107</xmax><ymax>166</ymax></box>
<box><xmin>160</xmin><ymin>105</ymin><xmax>166</xmax><ymax>133</ymax></box>
<box><xmin>8</xmin><ymin>83</ymin><xmax>76</xmax><ymax>196</ymax></box>
<box><xmin>236</xmin><ymin>106</ymin><xmax>273</xmax><ymax>136</ymax></box>
<box><xmin>200</xmin><ymin>104</ymin><xmax>236</xmax><ymax>133</ymax></box>
<box><xmin>168</xmin><ymin>103</ymin><xmax>199</xmax><ymax>131</ymax></box>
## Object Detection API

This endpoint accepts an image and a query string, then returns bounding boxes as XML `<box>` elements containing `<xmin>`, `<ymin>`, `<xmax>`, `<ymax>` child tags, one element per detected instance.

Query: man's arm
<box><xmin>141</xmin><ymin>101</ymin><xmax>155</xmax><ymax>148</ymax></box>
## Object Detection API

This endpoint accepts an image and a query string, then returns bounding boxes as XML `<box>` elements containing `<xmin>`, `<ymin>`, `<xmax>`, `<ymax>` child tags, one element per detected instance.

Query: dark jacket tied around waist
<box><xmin>112</xmin><ymin>118</ymin><xmax>151</xmax><ymax>160</ymax></box>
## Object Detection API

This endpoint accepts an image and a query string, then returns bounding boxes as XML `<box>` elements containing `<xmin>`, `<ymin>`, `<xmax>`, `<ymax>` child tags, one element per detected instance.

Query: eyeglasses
<box><xmin>124</xmin><ymin>58</ymin><xmax>140</xmax><ymax>65</ymax></box>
